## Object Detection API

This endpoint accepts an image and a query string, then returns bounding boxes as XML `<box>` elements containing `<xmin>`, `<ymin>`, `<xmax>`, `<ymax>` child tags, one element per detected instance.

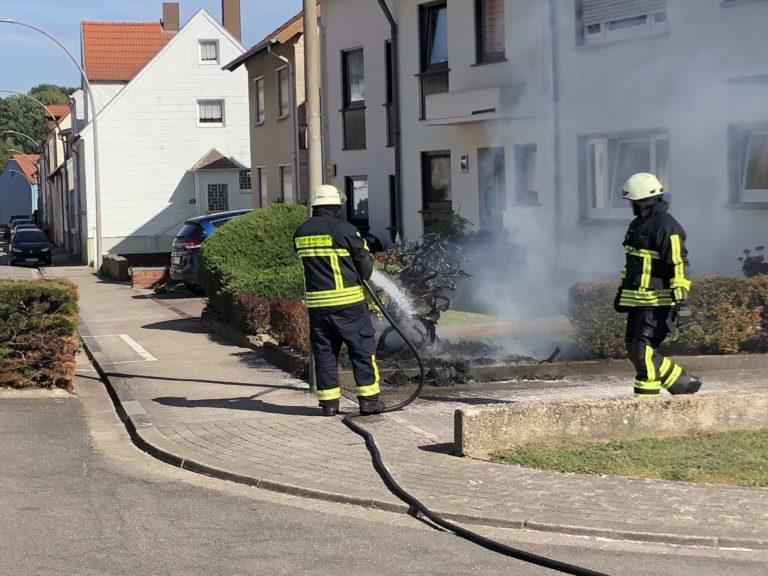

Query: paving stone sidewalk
<box><xmin>53</xmin><ymin>266</ymin><xmax>768</xmax><ymax>549</ymax></box>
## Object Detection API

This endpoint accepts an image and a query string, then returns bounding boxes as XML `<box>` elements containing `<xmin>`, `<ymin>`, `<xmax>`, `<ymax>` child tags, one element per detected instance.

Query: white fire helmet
<box><xmin>310</xmin><ymin>184</ymin><xmax>346</xmax><ymax>207</ymax></box>
<box><xmin>622</xmin><ymin>172</ymin><xmax>664</xmax><ymax>201</ymax></box>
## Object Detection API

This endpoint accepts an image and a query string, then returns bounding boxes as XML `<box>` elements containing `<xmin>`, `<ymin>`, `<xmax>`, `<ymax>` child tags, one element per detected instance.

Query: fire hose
<box><xmin>340</xmin><ymin>279</ymin><xmax>610</xmax><ymax>576</ymax></box>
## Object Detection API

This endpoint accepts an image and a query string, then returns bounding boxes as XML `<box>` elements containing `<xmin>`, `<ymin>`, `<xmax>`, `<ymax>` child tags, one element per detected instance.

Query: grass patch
<box><xmin>491</xmin><ymin>430</ymin><xmax>768</xmax><ymax>487</ymax></box>
<box><xmin>441</xmin><ymin>309</ymin><xmax>502</xmax><ymax>326</ymax></box>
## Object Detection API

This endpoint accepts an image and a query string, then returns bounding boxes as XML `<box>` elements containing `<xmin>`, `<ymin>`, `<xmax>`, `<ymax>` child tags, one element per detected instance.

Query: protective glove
<box><xmin>673</xmin><ymin>302</ymin><xmax>692</xmax><ymax>327</ymax></box>
<box><xmin>613</xmin><ymin>290</ymin><xmax>629</xmax><ymax>313</ymax></box>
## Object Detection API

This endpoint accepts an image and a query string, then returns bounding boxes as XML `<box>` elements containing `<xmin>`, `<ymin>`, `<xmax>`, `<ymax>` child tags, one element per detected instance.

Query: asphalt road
<box><xmin>0</xmin><ymin>361</ymin><xmax>765</xmax><ymax>576</ymax></box>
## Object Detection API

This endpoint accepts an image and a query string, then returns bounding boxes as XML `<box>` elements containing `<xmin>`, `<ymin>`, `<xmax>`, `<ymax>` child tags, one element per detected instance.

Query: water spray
<box><xmin>341</xmin><ymin>276</ymin><xmax>610</xmax><ymax>576</ymax></box>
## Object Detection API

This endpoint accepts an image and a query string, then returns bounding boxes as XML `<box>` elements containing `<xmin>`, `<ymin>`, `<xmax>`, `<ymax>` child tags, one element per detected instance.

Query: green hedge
<box><xmin>0</xmin><ymin>279</ymin><xmax>79</xmax><ymax>390</ymax></box>
<box><xmin>567</xmin><ymin>276</ymin><xmax>768</xmax><ymax>358</ymax></box>
<box><xmin>199</xmin><ymin>204</ymin><xmax>307</xmax><ymax>314</ymax></box>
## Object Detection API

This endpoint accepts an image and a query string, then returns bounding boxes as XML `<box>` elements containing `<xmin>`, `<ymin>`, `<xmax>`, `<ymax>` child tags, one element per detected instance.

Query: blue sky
<box><xmin>0</xmin><ymin>0</ymin><xmax>303</xmax><ymax>94</ymax></box>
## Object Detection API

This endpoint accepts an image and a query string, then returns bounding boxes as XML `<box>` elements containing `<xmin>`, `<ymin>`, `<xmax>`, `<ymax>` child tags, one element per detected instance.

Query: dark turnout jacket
<box><xmin>294</xmin><ymin>214</ymin><xmax>373</xmax><ymax>310</ymax></box>
<box><xmin>618</xmin><ymin>199</ymin><xmax>692</xmax><ymax>308</ymax></box>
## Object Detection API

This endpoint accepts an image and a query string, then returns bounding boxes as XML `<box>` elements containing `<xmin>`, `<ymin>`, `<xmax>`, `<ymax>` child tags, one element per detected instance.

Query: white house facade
<box><xmin>73</xmin><ymin>8</ymin><xmax>252</xmax><ymax>265</ymax></box>
<box><xmin>557</xmin><ymin>0</ymin><xmax>768</xmax><ymax>278</ymax></box>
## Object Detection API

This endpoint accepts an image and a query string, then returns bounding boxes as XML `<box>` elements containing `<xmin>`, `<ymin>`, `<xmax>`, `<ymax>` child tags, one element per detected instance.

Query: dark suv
<box><xmin>170</xmin><ymin>209</ymin><xmax>251</xmax><ymax>289</ymax></box>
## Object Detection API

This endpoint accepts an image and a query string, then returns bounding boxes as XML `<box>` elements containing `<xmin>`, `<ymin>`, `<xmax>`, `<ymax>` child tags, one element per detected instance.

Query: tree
<box><xmin>0</xmin><ymin>84</ymin><xmax>73</xmax><ymax>171</ymax></box>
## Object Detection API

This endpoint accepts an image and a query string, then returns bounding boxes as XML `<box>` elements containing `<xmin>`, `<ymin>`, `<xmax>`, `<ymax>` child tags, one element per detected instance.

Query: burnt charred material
<box><xmin>377</xmin><ymin>234</ymin><xmax>470</xmax><ymax>353</ymax></box>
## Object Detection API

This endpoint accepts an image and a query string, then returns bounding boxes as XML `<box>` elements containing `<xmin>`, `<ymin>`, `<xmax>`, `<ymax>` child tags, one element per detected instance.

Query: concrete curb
<box><xmin>78</xmin><ymin>324</ymin><xmax>768</xmax><ymax>551</ymax></box>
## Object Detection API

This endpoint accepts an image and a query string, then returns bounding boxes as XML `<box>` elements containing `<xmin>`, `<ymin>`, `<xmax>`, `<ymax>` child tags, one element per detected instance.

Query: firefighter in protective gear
<box><xmin>294</xmin><ymin>185</ymin><xmax>384</xmax><ymax>417</ymax></box>
<box><xmin>615</xmin><ymin>173</ymin><xmax>702</xmax><ymax>397</ymax></box>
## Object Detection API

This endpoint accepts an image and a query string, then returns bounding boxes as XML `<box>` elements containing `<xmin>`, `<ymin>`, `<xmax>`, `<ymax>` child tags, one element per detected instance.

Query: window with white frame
<box><xmin>577</xmin><ymin>0</ymin><xmax>667</xmax><ymax>45</ymax></box>
<box><xmin>583</xmin><ymin>131</ymin><xmax>669</xmax><ymax>219</ymax></box>
<box><xmin>199</xmin><ymin>40</ymin><xmax>219</xmax><ymax>63</ymax></box>
<box><xmin>732</xmin><ymin>123</ymin><xmax>768</xmax><ymax>203</ymax></box>
<box><xmin>207</xmin><ymin>183</ymin><xmax>229</xmax><ymax>212</ymax></box>
<box><xmin>279</xmin><ymin>165</ymin><xmax>293</xmax><ymax>202</ymax></box>
<box><xmin>255</xmin><ymin>167</ymin><xmax>267</xmax><ymax>207</ymax></box>
<box><xmin>254</xmin><ymin>77</ymin><xmax>265</xmax><ymax>124</ymax></box>
<box><xmin>198</xmin><ymin>100</ymin><xmax>224</xmax><ymax>125</ymax></box>
<box><xmin>239</xmin><ymin>170</ymin><xmax>251</xmax><ymax>190</ymax></box>
<box><xmin>276</xmin><ymin>67</ymin><xmax>290</xmax><ymax>118</ymax></box>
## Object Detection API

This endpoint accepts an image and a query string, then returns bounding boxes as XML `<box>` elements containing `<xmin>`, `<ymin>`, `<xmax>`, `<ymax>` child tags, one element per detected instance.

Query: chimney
<box><xmin>221</xmin><ymin>0</ymin><xmax>241</xmax><ymax>41</ymax></box>
<box><xmin>161</xmin><ymin>2</ymin><xmax>180</xmax><ymax>32</ymax></box>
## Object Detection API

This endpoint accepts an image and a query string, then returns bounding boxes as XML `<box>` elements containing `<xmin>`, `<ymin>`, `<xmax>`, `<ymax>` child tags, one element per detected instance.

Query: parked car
<box><xmin>9</xmin><ymin>228</ymin><xmax>51</xmax><ymax>266</ymax></box>
<box><xmin>10</xmin><ymin>222</ymin><xmax>37</xmax><ymax>240</ymax></box>
<box><xmin>4</xmin><ymin>215</ymin><xmax>30</xmax><ymax>239</ymax></box>
<box><xmin>170</xmin><ymin>209</ymin><xmax>251</xmax><ymax>289</ymax></box>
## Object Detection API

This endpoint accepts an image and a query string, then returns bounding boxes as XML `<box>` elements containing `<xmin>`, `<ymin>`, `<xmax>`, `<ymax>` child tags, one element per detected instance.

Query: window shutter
<box><xmin>581</xmin><ymin>0</ymin><xmax>666</xmax><ymax>26</ymax></box>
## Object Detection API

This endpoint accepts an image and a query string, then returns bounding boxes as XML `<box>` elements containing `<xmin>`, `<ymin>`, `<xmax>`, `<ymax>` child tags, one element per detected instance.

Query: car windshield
<box><xmin>15</xmin><ymin>230</ymin><xmax>46</xmax><ymax>243</ymax></box>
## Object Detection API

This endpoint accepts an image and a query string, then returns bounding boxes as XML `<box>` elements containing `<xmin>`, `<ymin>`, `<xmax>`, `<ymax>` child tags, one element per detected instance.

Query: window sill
<box><xmin>721</xmin><ymin>0</ymin><xmax>767</xmax><ymax>7</ymax></box>
<box><xmin>198</xmin><ymin>123</ymin><xmax>224</xmax><ymax>128</ymax></box>
<box><xmin>276</xmin><ymin>114</ymin><xmax>290</xmax><ymax>121</ymax></box>
<box><xmin>575</xmin><ymin>28</ymin><xmax>670</xmax><ymax>51</ymax></box>
<box><xmin>726</xmin><ymin>202</ymin><xmax>768</xmax><ymax>209</ymax></box>
<box><xmin>199</xmin><ymin>60</ymin><xmax>220</xmax><ymax>65</ymax></box>
<box><xmin>471</xmin><ymin>56</ymin><xmax>507</xmax><ymax>67</ymax></box>
<box><xmin>254</xmin><ymin>120</ymin><xmax>265</xmax><ymax>127</ymax></box>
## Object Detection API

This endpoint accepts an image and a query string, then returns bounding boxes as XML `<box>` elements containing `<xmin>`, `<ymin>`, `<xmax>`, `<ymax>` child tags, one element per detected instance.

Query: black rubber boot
<box><xmin>320</xmin><ymin>400</ymin><xmax>339</xmax><ymax>417</ymax></box>
<box><xmin>358</xmin><ymin>395</ymin><xmax>385</xmax><ymax>416</ymax></box>
<box><xmin>668</xmin><ymin>374</ymin><xmax>702</xmax><ymax>395</ymax></box>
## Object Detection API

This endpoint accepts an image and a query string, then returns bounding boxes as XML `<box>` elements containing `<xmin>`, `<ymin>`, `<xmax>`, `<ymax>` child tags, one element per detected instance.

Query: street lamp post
<box><xmin>0</xmin><ymin>89</ymin><xmax>57</xmax><ymax>123</ymax></box>
<box><xmin>2</xmin><ymin>130</ymin><xmax>42</xmax><ymax>149</ymax></box>
<box><xmin>0</xmin><ymin>18</ymin><xmax>103</xmax><ymax>271</ymax></box>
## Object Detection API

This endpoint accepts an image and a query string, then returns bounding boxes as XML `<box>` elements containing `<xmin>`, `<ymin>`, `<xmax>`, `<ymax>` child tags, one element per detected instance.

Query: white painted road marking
<box><xmin>82</xmin><ymin>333</ymin><xmax>157</xmax><ymax>363</ymax></box>
<box><xmin>118</xmin><ymin>334</ymin><xmax>157</xmax><ymax>362</ymax></box>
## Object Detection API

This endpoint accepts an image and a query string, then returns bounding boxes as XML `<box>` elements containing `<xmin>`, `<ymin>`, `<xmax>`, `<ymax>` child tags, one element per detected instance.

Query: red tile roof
<box><xmin>45</xmin><ymin>104</ymin><xmax>70</xmax><ymax>120</ymax></box>
<box><xmin>82</xmin><ymin>22</ymin><xmax>175</xmax><ymax>82</ymax></box>
<box><xmin>11</xmin><ymin>154</ymin><xmax>39</xmax><ymax>183</ymax></box>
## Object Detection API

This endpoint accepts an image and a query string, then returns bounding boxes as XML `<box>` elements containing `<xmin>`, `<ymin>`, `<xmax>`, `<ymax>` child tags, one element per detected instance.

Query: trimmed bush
<box><xmin>0</xmin><ymin>279</ymin><xmax>79</xmax><ymax>391</ymax></box>
<box><xmin>229</xmin><ymin>291</ymin><xmax>271</xmax><ymax>335</ymax></box>
<box><xmin>567</xmin><ymin>276</ymin><xmax>768</xmax><ymax>358</ymax></box>
<box><xmin>270</xmin><ymin>300</ymin><xmax>309</xmax><ymax>355</ymax></box>
<box><xmin>199</xmin><ymin>203</ymin><xmax>307</xmax><ymax>311</ymax></box>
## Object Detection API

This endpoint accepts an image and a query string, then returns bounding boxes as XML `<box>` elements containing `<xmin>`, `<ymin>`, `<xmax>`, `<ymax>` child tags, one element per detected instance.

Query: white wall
<box><xmin>322</xmin><ymin>0</ymin><xmax>395</xmax><ymax>243</ymax></box>
<box><xmin>394</xmin><ymin>0</ymin><xmax>553</xmax><ymax>245</ymax></box>
<box><xmin>557</xmin><ymin>0</ymin><xmax>768</xmax><ymax>277</ymax></box>
<box><xmin>76</xmin><ymin>10</ymin><xmax>252</xmax><ymax>262</ymax></box>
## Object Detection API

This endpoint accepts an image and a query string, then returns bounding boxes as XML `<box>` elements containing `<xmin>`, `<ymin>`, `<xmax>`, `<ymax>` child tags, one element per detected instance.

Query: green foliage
<box><xmin>566</xmin><ymin>281</ymin><xmax>626</xmax><ymax>358</ymax></box>
<box><xmin>0</xmin><ymin>279</ymin><xmax>79</xmax><ymax>390</ymax></box>
<box><xmin>199</xmin><ymin>203</ymin><xmax>307</xmax><ymax>311</ymax></box>
<box><xmin>269</xmin><ymin>300</ymin><xmax>309</xmax><ymax>355</ymax></box>
<box><xmin>422</xmin><ymin>212</ymin><xmax>472</xmax><ymax>242</ymax></box>
<box><xmin>567</xmin><ymin>276</ymin><xmax>768</xmax><ymax>358</ymax></box>
<box><xmin>492</xmin><ymin>429</ymin><xmax>768</xmax><ymax>487</ymax></box>
<box><xmin>0</xmin><ymin>85</ymin><xmax>73</xmax><ymax>171</ymax></box>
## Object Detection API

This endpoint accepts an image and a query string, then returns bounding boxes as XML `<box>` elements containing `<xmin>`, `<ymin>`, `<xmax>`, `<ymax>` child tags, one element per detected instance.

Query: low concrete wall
<box><xmin>102</xmin><ymin>254</ymin><xmax>129</xmax><ymax>281</ymax></box>
<box><xmin>455</xmin><ymin>392</ymin><xmax>768</xmax><ymax>458</ymax></box>
<box><xmin>131</xmin><ymin>267</ymin><xmax>168</xmax><ymax>289</ymax></box>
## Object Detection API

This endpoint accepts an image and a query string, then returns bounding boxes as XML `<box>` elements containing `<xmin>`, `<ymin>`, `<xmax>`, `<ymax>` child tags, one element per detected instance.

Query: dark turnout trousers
<box><xmin>625</xmin><ymin>307</ymin><xmax>693</xmax><ymax>397</ymax></box>
<box><xmin>309</xmin><ymin>302</ymin><xmax>381</xmax><ymax>406</ymax></box>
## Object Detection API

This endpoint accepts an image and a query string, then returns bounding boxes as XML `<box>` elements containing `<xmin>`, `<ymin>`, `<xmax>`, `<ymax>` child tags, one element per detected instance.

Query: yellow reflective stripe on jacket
<box><xmin>296</xmin><ymin>248</ymin><xmax>351</xmax><ymax>258</ymax></box>
<box><xmin>619</xmin><ymin>267</ymin><xmax>626</xmax><ymax>280</ymax></box>
<box><xmin>669</xmin><ymin>234</ymin><xmax>692</xmax><ymax>291</ymax></box>
<box><xmin>305</xmin><ymin>286</ymin><xmax>365</xmax><ymax>308</ymax></box>
<box><xmin>619</xmin><ymin>289</ymin><xmax>674</xmax><ymax>307</ymax></box>
<box><xmin>640</xmin><ymin>252</ymin><xmax>653</xmax><ymax>290</ymax></box>
<box><xmin>625</xmin><ymin>246</ymin><xmax>660</xmax><ymax>259</ymax></box>
<box><xmin>295</xmin><ymin>235</ymin><xmax>333</xmax><ymax>249</ymax></box>
<box><xmin>317</xmin><ymin>387</ymin><xmax>341</xmax><ymax>401</ymax></box>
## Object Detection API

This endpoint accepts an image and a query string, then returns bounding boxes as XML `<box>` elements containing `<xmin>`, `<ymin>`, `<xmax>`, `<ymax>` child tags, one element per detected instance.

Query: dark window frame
<box><xmin>475</xmin><ymin>0</ymin><xmax>506</xmax><ymax>64</ymax></box>
<box><xmin>421</xmin><ymin>150</ymin><xmax>452</xmax><ymax>216</ymax></box>
<box><xmin>341</xmin><ymin>47</ymin><xmax>367</xmax><ymax>150</ymax></box>
<box><xmin>345</xmin><ymin>175</ymin><xmax>370</xmax><ymax>231</ymax></box>
<box><xmin>418</xmin><ymin>1</ymin><xmax>449</xmax><ymax>120</ymax></box>
<box><xmin>276</xmin><ymin>66</ymin><xmax>290</xmax><ymax>119</ymax></box>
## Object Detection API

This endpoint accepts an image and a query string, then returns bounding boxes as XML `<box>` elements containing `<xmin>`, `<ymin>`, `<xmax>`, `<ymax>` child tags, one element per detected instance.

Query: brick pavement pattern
<box><xmin>53</xmin><ymin>266</ymin><xmax>768</xmax><ymax>549</ymax></box>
